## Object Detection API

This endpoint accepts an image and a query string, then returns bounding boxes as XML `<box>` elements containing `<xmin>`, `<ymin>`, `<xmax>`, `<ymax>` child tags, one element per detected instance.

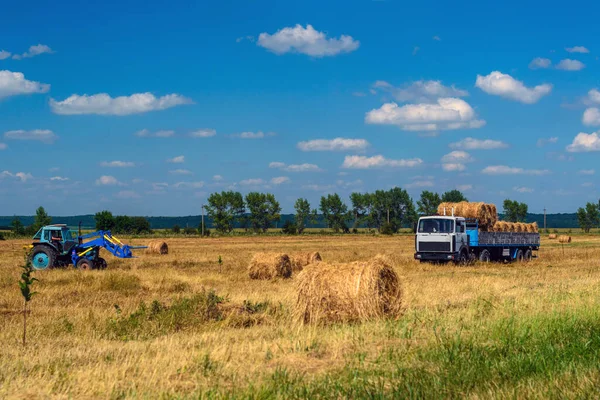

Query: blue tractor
<box><xmin>28</xmin><ymin>224</ymin><xmax>145</xmax><ymax>270</ymax></box>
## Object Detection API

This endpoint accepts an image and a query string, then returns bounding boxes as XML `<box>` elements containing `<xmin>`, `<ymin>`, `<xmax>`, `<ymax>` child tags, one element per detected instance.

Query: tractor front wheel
<box><xmin>97</xmin><ymin>258</ymin><xmax>107</xmax><ymax>270</ymax></box>
<box><xmin>30</xmin><ymin>246</ymin><xmax>56</xmax><ymax>270</ymax></box>
<box><xmin>76</xmin><ymin>258</ymin><xmax>94</xmax><ymax>270</ymax></box>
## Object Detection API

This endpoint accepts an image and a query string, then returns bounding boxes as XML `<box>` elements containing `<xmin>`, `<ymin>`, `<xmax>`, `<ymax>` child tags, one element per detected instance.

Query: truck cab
<box><xmin>414</xmin><ymin>216</ymin><xmax>469</xmax><ymax>263</ymax></box>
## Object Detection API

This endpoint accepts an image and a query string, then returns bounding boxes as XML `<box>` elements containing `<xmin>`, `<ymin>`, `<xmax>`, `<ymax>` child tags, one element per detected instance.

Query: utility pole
<box><xmin>387</xmin><ymin>208</ymin><xmax>390</xmax><ymax>224</ymax></box>
<box><xmin>201</xmin><ymin>204</ymin><xmax>205</xmax><ymax>237</ymax></box>
<box><xmin>543</xmin><ymin>207</ymin><xmax>547</xmax><ymax>232</ymax></box>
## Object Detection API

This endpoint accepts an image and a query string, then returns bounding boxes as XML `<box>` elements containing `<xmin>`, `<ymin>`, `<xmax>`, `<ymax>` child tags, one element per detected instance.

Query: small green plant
<box><xmin>19</xmin><ymin>253</ymin><xmax>38</xmax><ymax>346</ymax></box>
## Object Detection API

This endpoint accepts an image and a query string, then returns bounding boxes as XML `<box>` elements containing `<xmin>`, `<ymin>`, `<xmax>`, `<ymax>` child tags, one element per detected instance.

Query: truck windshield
<box><xmin>418</xmin><ymin>219</ymin><xmax>454</xmax><ymax>233</ymax></box>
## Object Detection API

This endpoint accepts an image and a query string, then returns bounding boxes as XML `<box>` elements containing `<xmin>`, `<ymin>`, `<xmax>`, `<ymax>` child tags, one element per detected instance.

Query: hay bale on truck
<box><xmin>146</xmin><ymin>241</ymin><xmax>169</xmax><ymax>255</ymax></box>
<box><xmin>290</xmin><ymin>252</ymin><xmax>322</xmax><ymax>273</ymax></box>
<box><xmin>558</xmin><ymin>235</ymin><xmax>572</xmax><ymax>244</ymax></box>
<box><xmin>437</xmin><ymin>202</ymin><xmax>497</xmax><ymax>230</ymax></box>
<box><xmin>248</xmin><ymin>253</ymin><xmax>292</xmax><ymax>280</ymax></box>
<box><xmin>294</xmin><ymin>255</ymin><xmax>403</xmax><ymax>325</ymax></box>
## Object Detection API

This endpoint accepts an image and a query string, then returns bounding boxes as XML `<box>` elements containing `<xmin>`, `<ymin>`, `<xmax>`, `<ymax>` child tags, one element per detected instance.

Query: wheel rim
<box><xmin>32</xmin><ymin>252</ymin><xmax>49</xmax><ymax>270</ymax></box>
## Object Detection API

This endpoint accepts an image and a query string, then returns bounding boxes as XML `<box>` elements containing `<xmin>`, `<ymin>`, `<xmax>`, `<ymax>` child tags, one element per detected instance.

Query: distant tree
<box><xmin>503</xmin><ymin>199</ymin><xmax>528</xmax><ymax>222</ymax></box>
<box><xmin>441</xmin><ymin>190</ymin><xmax>468</xmax><ymax>203</ymax></box>
<box><xmin>11</xmin><ymin>216</ymin><xmax>25</xmax><ymax>236</ymax></box>
<box><xmin>577</xmin><ymin>202</ymin><xmax>600</xmax><ymax>233</ymax></box>
<box><xmin>172</xmin><ymin>224</ymin><xmax>181</xmax><ymax>234</ymax></box>
<box><xmin>281</xmin><ymin>220</ymin><xmax>297</xmax><ymax>235</ymax></box>
<box><xmin>114</xmin><ymin>215</ymin><xmax>132</xmax><ymax>234</ymax></box>
<box><xmin>309</xmin><ymin>209</ymin><xmax>319</xmax><ymax>227</ymax></box>
<box><xmin>320</xmin><ymin>194</ymin><xmax>350</xmax><ymax>233</ymax></box>
<box><xmin>130</xmin><ymin>217</ymin><xmax>152</xmax><ymax>234</ymax></box>
<box><xmin>294</xmin><ymin>198</ymin><xmax>311</xmax><ymax>234</ymax></box>
<box><xmin>417</xmin><ymin>191</ymin><xmax>442</xmax><ymax>216</ymax></box>
<box><xmin>350</xmin><ymin>192</ymin><xmax>374</xmax><ymax>229</ymax></box>
<box><xmin>205</xmin><ymin>191</ymin><xmax>246</xmax><ymax>233</ymax></box>
<box><xmin>32</xmin><ymin>207</ymin><xmax>52</xmax><ymax>232</ymax></box>
<box><xmin>95</xmin><ymin>210</ymin><xmax>115</xmax><ymax>231</ymax></box>
<box><xmin>245</xmin><ymin>192</ymin><xmax>281</xmax><ymax>233</ymax></box>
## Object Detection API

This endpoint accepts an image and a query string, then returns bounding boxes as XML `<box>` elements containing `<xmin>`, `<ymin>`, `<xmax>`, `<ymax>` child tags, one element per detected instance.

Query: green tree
<box><xmin>11</xmin><ymin>216</ymin><xmax>25</xmax><ymax>236</ymax></box>
<box><xmin>32</xmin><ymin>206</ymin><xmax>52</xmax><ymax>232</ymax></box>
<box><xmin>503</xmin><ymin>199</ymin><xmax>528</xmax><ymax>222</ymax></box>
<box><xmin>294</xmin><ymin>198</ymin><xmax>311</xmax><ymax>234</ymax></box>
<box><xmin>245</xmin><ymin>192</ymin><xmax>281</xmax><ymax>233</ymax></box>
<box><xmin>441</xmin><ymin>190</ymin><xmax>468</xmax><ymax>203</ymax></box>
<box><xmin>350</xmin><ymin>192</ymin><xmax>374</xmax><ymax>229</ymax></box>
<box><xmin>417</xmin><ymin>191</ymin><xmax>442</xmax><ymax>216</ymax></box>
<box><xmin>95</xmin><ymin>210</ymin><xmax>115</xmax><ymax>231</ymax></box>
<box><xmin>577</xmin><ymin>202</ymin><xmax>600</xmax><ymax>233</ymax></box>
<box><xmin>114</xmin><ymin>215</ymin><xmax>132</xmax><ymax>233</ymax></box>
<box><xmin>172</xmin><ymin>224</ymin><xmax>181</xmax><ymax>233</ymax></box>
<box><xmin>320</xmin><ymin>194</ymin><xmax>350</xmax><ymax>233</ymax></box>
<box><xmin>130</xmin><ymin>217</ymin><xmax>152</xmax><ymax>234</ymax></box>
<box><xmin>205</xmin><ymin>191</ymin><xmax>246</xmax><ymax>233</ymax></box>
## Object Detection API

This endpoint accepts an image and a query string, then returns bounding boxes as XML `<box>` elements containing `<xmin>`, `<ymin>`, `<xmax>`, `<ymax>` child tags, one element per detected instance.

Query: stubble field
<box><xmin>2</xmin><ymin>234</ymin><xmax>600</xmax><ymax>399</ymax></box>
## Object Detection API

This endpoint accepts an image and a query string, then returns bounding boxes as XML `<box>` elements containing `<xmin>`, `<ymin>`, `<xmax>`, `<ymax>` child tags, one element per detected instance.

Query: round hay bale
<box><xmin>513</xmin><ymin>223</ymin><xmax>525</xmax><ymax>233</ymax></box>
<box><xmin>290</xmin><ymin>252</ymin><xmax>322</xmax><ymax>273</ymax></box>
<box><xmin>146</xmin><ymin>240</ymin><xmax>169</xmax><ymax>255</ymax></box>
<box><xmin>294</xmin><ymin>255</ymin><xmax>403</xmax><ymax>325</ymax></box>
<box><xmin>548</xmin><ymin>234</ymin><xmax>558</xmax><ymax>239</ymax></box>
<box><xmin>526</xmin><ymin>222</ymin><xmax>539</xmax><ymax>233</ymax></box>
<box><xmin>248</xmin><ymin>253</ymin><xmax>292</xmax><ymax>280</ymax></box>
<box><xmin>558</xmin><ymin>235</ymin><xmax>572</xmax><ymax>244</ymax></box>
<box><xmin>494</xmin><ymin>221</ymin><xmax>509</xmax><ymax>232</ymax></box>
<box><xmin>437</xmin><ymin>202</ymin><xmax>497</xmax><ymax>230</ymax></box>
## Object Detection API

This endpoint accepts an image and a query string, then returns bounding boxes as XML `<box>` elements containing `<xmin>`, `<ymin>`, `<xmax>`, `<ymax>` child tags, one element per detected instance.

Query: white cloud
<box><xmin>412</xmin><ymin>46</ymin><xmax>420</xmax><ymax>56</ymax></box>
<box><xmin>536</xmin><ymin>137</ymin><xmax>559</xmax><ymax>147</ymax></box>
<box><xmin>583</xmin><ymin>108</ymin><xmax>600</xmax><ymax>126</ymax></box>
<box><xmin>135</xmin><ymin>129</ymin><xmax>175</xmax><ymax>138</ymax></box>
<box><xmin>50</xmin><ymin>176</ymin><xmax>69</xmax><ymax>181</ymax></box>
<box><xmin>269</xmin><ymin>162</ymin><xmax>322</xmax><ymax>172</ymax></box>
<box><xmin>456</xmin><ymin>184</ymin><xmax>473</xmax><ymax>192</ymax></box>
<box><xmin>302</xmin><ymin>184</ymin><xmax>335</xmax><ymax>191</ymax></box>
<box><xmin>481</xmin><ymin>165</ymin><xmax>551</xmax><ymax>175</ymax></box>
<box><xmin>0</xmin><ymin>143</ymin><xmax>6</xmax><ymax>150</ymax></box>
<box><xmin>0</xmin><ymin>50</ymin><xmax>11</xmax><ymax>60</ymax></box>
<box><xmin>239</xmin><ymin>178</ymin><xmax>265</xmax><ymax>186</ymax></box>
<box><xmin>213</xmin><ymin>175</ymin><xmax>223</xmax><ymax>181</ymax></box>
<box><xmin>12</xmin><ymin>44</ymin><xmax>53</xmax><ymax>60</ymax></box>
<box><xmin>342</xmin><ymin>155</ymin><xmax>423</xmax><ymax>169</ymax></box>
<box><xmin>1</xmin><ymin>171</ymin><xmax>33</xmax><ymax>182</ymax></box>
<box><xmin>173</xmin><ymin>181</ymin><xmax>204</xmax><ymax>189</ymax></box>
<box><xmin>4</xmin><ymin>129</ymin><xmax>57</xmax><ymax>143</ymax></box>
<box><xmin>372</xmin><ymin>80</ymin><xmax>468</xmax><ymax>103</ymax></box>
<box><xmin>513</xmin><ymin>186</ymin><xmax>534</xmax><ymax>193</ymax></box>
<box><xmin>566</xmin><ymin>46</ymin><xmax>589</xmax><ymax>53</ymax></box>
<box><xmin>235</xmin><ymin>131</ymin><xmax>271</xmax><ymax>139</ymax></box>
<box><xmin>406</xmin><ymin>180</ymin><xmax>434</xmax><ymax>188</ymax></box>
<box><xmin>586</xmin><ymin>89</ymin><xmax>600</xmax><ymax>105</ymax></box>
<box><xmin>449</xmin><ymin>137</ymin><xmax>508</xmax><ymax>150</ymax></box>
<box><xmin>566</xmin><ymin>132</ymin><xmax>600</xmax><ymax>152</ymax></box>
<box><xmin>433</xmin><ymin>35</ymin><xmax>441</xmax><ymax>41</ymax></box>
<box><xmin>582</xmin><ymin>182</ymin><xmax>594</xmax><ymax>187</ymax></box>
<box><xmin>190</xmin><ymin>129</ymin><xmax>216</xmax><ymax>138</ymax></box>
<box><xmin>441</xmin><ymin>151</ymin><xmax>474</xmax><ymax>163</ymax></box>
<box><xmin>257</xmin><ymin>24</ymin><xmax>359</xmax><ymax>57</ymax></box>
<box><xmin>95</xmin><ymin>175</ymin><xmax>120</xmax><ymax>185</ymax></box>
<box><xmin>169</xmin><ymin>169</ymin><xmax>192</xmax><ymax>175</ymax></box>
<box><xmin>442</xmin><ymin>163</ymin><xmax>466</xmax><ymax>172</ymax></box>
<box><xmin>49</xmin><ymin>93</ymin><xmax>192</xmax><ymax>115</ymax></box>
<box><xmin>529</xmin><ymin>57</ymin><xmax>552</xmax><ymax>69</ymax></box>
<box><xmin>100</xmin><ymin>160</ymin><xmax>135</xmax><ymax>167</ymax></box>
<box><xmin>271</xmin><ymin>176</ymin><xmax>290</xmax><ymax>185</ymax></box>
<box><xmin>167</xmin><ymin>155</ymin><xmax>185</xmax><ymax>163</ymax></box>
<box><xmin>579</xmin><ymin>169</ymin><xmax>595</xmax><ymax>175</ymax></box>
<box><xmin>475</xmin><ymin>71</ymin><xmax>552</xmax><ymax>104</ymax></box>
<box><xmin>115</xmin><ymin>190</ymin><xmax>140</xmax><ymax>199</ymax></box>
<box><xmin>297</xmin><ymin>138</ymin><xmax>369</xmax><ymax>152</ymax></box>
<box><xmin>556</xmin><ymin>59</ymin><xmax>585</xmax><ymax>71</ymax></box>
<box><xmin>365</xmin><ymin>98</ymin><xmax>485</xmax><ymax>131</ymax></box>
<box><xmin>0</xmin><ymin>70</ymin><xmax>50</xmax><ymax>99</ymax></box>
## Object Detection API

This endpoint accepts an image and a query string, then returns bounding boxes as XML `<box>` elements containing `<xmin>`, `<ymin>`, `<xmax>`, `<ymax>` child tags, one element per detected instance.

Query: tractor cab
<box><xmin>33</xmin><ymin>224</ymin><xmax>77</xmax><ymax>255</ymax></box>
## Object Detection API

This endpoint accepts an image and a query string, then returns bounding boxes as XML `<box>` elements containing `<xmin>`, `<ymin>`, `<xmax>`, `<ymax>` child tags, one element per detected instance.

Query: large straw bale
<box><xmin>248</xmin><ymin>253</ymin><xmax>292</xmax><ymax>280</ymax></box>
<box><xmin>558</xmin><ymin>235</ymin><xmax>572</xmax><ymax>244</ymax></box>
<box><xmin>548</xmin><ymin>234</ymin><xmax>558</xmax><ymax>239</ymax></box>
<box><xmin>290</xmin><ymin>252</ymin><xmax>322</xmax><ymax>273</ymax></box>
<box><xmin>294</xmin><ymin>255</ymin><xmax>403</xmax><ymax>325</ymax></box>
<box><xmin>146</xmin><ymin>240</ymin><xmax>169</xmax><ymax>255</ymax></box>
<box><xmin>437</xmin><ymin>202</ymin><xmax>497</xmax><ymax>230</ymax></box>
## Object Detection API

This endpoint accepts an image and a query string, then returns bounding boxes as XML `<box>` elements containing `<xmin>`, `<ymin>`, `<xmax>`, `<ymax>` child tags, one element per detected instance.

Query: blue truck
<box><xmin>414</xmin><ymin>216</ymin><xmax>540</xmax><ymax>264</ymax></box>
<box><xmin>28</xmin><ymin>224</ymin><xmax>145</xmax><ymax>270</ymax></box>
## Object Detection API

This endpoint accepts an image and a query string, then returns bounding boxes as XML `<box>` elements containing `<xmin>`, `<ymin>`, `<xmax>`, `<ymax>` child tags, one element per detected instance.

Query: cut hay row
<box><xmin>290</xmin><ymin>252</ymin><xmax>322</xmax><ymax>273</ymax></box>
<box><xmin>559</xmin><ymin>235</ymin><xmax>572</xmax><ymax>244</ymax></box>
<box><xmin>294</xmin><ymin>255</ymin><xmax>403</xmax><ymax>325</ymax></box>
<box><xmin>437</xmin><ymin>202</ymin><xmax>498</xmax><ymax>231</ymax></box>
<box><xmin>492</xmin><ymin>221</ymin><xmax>539</xmax><ymax>233</ymax></box>
<box><xmin>248</xmin><ymin>253</ymin><xmax>292</xmax><ymax>280</ymax></box>
<box><xmin>146</xmin><ymin>240</ymin><xmax>169</xmax><ymax>255</ymax></box>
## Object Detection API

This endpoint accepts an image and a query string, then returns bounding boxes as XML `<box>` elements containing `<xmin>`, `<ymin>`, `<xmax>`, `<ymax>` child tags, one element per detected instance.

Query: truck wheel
<box><xmin>30</xmin><ymin>246</ymin><xmax>56</xmax><ymax>270</ymax></box>
<box><xmin>479</xmin><ymin>250</ymin><xmax>491</xmax><ymax>263</ymax></box>
<box><xmin>455</xmin><ymin>251</ymin><xmax>468</xmax><ymax>266</ymax></box>
<box><xmin>524</xmin><ymin>249</ymin><xmax>532</xmax><ymax>262</ymax></box>
<box><xmin>516</xmin><ymin>249</ymin><xmax>524</xmax><ymax>263</ymax></box>
<box><xmin>76</xmin><ymin>258</ymin><xmax>94</xmax><ymax>270</ymax></box>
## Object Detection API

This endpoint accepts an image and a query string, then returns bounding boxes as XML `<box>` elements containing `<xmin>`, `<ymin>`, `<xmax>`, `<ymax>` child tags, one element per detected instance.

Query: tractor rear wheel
<box><xmin>30</xmin><ymin>246</ymin><xmax>56</xmax><ymax>270</ymax></box>
<box><xmin>76</xmin><ymin>258</ymin><xmax>94</xmax><ymax>270</ymax></box>
<box><xmin>97</xmin><ymin>258</ymin><xmax>107</xmax><ymax>270</ymax></box>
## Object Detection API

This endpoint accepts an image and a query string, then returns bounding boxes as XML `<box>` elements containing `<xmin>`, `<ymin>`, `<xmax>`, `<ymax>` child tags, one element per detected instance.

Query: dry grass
<box><xmin>1</xmin><ymin>234</ymin><xmax>600</xmax><ymax>397</ymax></box>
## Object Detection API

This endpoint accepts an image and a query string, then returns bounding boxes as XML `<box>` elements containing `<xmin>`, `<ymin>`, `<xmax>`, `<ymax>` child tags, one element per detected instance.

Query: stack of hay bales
<box><xmin>558</xmin><ymin>235</ymin><xmax>572</xmax><ymax>243</ymax></box>
<box><xmin>294</xmin><ymin>255</ymin><xmax>403</xmax><ymax>325</ymax></box>
<box><xmin>437</xmin><ymin>202</ymin><xmax>498</xmax><ymax>231</ymax></box>
<box><xmin>146</xmin><ymin>240</ymin><xmax>168</xmax><ymax>255</ymax></box>
<box><xmin>248</xmin><ymin>253</ymin><xmax>292</xmax><ymax>280</ymax></box>
<box><xmin>548</xmin><ymin>234</ymin><xmax>558</xmax><ymax>239</ymax></box>
<box><xmin>290</xmin><ymin>252</ymin><xmax>322</xmax><ymax>273</ymax></box>
<box><xmin>492</xmin><ymin>222</ymin><xmax>539</xmax><ymax>233</ymax></box>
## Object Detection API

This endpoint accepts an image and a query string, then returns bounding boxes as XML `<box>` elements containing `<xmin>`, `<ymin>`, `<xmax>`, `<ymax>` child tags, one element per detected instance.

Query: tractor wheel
<box><xmin>30</xmin><ymin>246</ymin><xmax>56</xmax><ymax>270</ymax></box>
<box><xmin>516</xmin><ymin>249</ymin><xmax>524</xmax><ymax>263</ymax></box>
<box><xmin>479</xmin><ymin>250</ymin><xmax>491</xmax><ymax>263</ymax></box>
<box><xmin>524</xmin><ymin>249</ymin><xmax>533</xmax><ymax>262</ymax></box>
<box><xmin>97</xmin><ymin>258</ymin><xmax>108</xmax><ymax>270</ymax></box>
<box><xmin>77</xmin><ymin>258</ymin><xmax>94</xmax><ymax>270</ymax></box>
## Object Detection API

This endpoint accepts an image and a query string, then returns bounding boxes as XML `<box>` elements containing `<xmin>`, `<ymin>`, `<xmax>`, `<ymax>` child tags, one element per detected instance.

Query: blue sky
<box><xmin>1</xmin><ymin>0</ymin><xmax>599</xmax><ymax>216</ymax></box>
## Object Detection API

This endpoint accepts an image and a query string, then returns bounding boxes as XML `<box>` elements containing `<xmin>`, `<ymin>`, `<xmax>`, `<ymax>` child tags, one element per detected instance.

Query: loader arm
<box><xmin>77</xmin><ymin>230</ymin><xmax>146</xmax><ymax>259</ymax></box>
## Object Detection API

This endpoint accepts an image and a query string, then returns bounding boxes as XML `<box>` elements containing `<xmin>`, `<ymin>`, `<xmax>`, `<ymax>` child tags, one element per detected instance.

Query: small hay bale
<box><xmin>290</xmin><ymin>252</ymin><xmax>322</xmax><ymax>272</ymax></box>
<box><xmin>513</xmin><ymin>223</ymin><xmax>525</xmax><ymax>233</ymax></box>
<box><xmin>248</xmin><ymin>253</ymin><xmax>292</xmax><ymax>280</ymax></box>
<box><xmin>558</xmin><ymin>235</ymin><xmax>572</xmax><ymax>244</ymax></box>
<box><xmin>146</xmin><ymin>240</ymin><xmax>169</xmax><ymax>255</ymax></box>
<box><xmin>548</xmin><ymin>234</ymin><xmax>558</xmax><ymax>239</ymax></box>
<box><xmin>294</xmin><ymin>255</ymin><xmax>403</xmax><ymax>325</ymax></box>
<box><xmin>494</xmin><ymin>221</ymin><xmax>509</xmax><ymax>232</ymax></box>
<box><xmin>526</xmin><ymin>222</ymin><xmax>539</xmax><ymax>233</ymax></box>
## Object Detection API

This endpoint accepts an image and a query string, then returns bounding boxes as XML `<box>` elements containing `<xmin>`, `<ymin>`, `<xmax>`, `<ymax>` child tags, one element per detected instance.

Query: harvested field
<box><xmin>2</xmin><ymin>234</ymin><xmax>600</xmax><ymax>398</ymax></box>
